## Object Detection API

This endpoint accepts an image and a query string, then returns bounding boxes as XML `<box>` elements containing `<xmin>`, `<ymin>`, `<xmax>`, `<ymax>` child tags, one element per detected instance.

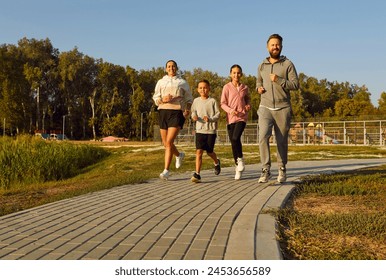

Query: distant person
<box><xmin>153</xmin><ymin>60</ymin><xmax>193</xmax><ymax>180</ymax></box>
<box><xmin>256</xmin><ymin>34</ymin><xmax>299</xmax><ymax>183</ymax></box>
<box><xmin>190</xmin><ymin>79</ymin><xmax>221</xmax><ymax>183</ymax></box>
<box><xmin>221</xmin><ymin>64</ymin><xmax>251</xmax><ymax>180</ymax></box>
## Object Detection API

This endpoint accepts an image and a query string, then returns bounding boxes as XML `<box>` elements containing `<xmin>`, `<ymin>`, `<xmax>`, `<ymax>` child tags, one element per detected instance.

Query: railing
<box><xmin>287</xmin><ymin>120</ymin><xmax>386</xmax><ymax>146</ymax></box>
<box><xmin>174</xmin><ymin>120</ymin><xmax>386</xmax><ymax>146</ymax></box>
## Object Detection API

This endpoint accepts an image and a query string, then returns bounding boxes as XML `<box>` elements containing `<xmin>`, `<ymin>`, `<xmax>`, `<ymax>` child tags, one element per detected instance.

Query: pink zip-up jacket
<box><xmin>221</xmin><ymin>82</ymin><xmax>250</xmax><ymax>124</ymax></box>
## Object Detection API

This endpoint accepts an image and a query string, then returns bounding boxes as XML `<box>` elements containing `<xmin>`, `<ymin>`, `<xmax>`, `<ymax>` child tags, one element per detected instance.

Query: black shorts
<box><xmin>158</xmin><ymin>109</ymin><xmax>185</xmax><ymax>129</ymax></box>
<box><xmin>195</xmin><ymin>133</ymin><xmax>217</xmax><ymax>153</ymax></box>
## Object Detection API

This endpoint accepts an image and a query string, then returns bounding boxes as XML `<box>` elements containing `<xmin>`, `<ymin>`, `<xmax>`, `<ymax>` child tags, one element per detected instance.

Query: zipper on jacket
<box><xmin>270</xmin><ymin>64</ymin><xmax>275</xmax><ymax>108</ymax></box>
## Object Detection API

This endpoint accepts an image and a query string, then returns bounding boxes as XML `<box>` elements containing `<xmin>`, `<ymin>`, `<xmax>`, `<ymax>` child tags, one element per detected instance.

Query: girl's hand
<box><xmin>245</xmin><ymin>105</ymin><xmax>251</xmax><ymax>111</ymax></box>
<box><xmin>203</xmin><ymin>116</ymin><xmax>209</xmax><ymax>122</ymax></box>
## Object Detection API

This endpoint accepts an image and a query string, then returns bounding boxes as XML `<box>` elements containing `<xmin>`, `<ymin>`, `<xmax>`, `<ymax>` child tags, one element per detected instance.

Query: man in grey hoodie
<box><xmin>256</xmin><ymin>34</ymin><xmax>299</xmax><ymax>183</ymax></box>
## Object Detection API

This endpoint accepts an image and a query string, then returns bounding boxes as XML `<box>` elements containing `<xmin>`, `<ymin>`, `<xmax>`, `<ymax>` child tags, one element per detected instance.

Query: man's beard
<box><xmin>269</xmin><ymin>49</ymin><xmax>281</xmax><ymax>59</ymax></box>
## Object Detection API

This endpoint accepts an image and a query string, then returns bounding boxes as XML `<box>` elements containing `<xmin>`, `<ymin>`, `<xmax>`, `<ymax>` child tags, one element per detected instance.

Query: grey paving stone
<box><xmin>0</xmin><ymin>158</ymin><xmax>383</xmax><ymax>260</ymax></box>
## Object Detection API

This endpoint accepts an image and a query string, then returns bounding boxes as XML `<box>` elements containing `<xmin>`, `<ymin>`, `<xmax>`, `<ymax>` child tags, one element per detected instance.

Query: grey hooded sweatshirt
<box><xmin>256</xmin><ymin>55</ymin><xmax>299</xmax><ymax>109</ymax></box>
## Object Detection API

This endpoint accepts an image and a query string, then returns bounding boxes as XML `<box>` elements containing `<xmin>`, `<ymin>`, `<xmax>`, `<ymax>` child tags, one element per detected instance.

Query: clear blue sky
<box><xmin>2</xmin><ymin>0</ymin><xmax>385</xmax><ymax>106</ymax></box>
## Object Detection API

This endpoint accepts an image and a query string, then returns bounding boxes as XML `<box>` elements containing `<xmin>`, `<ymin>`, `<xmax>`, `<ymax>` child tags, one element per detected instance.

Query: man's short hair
<box><xmin>267</xmin><ymin>34</ymin><xmax>283</xmax><ymax>44</ymax></box>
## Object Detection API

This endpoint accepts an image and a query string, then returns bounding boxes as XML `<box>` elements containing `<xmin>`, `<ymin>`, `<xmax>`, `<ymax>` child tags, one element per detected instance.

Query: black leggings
<box><xmin>227</xmin><ymin>121</ymin><xmax>246</xmax><ymax>165</ymax></box>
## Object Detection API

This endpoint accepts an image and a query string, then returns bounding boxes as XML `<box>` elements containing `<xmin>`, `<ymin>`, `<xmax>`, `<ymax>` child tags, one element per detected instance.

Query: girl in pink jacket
<box><xmin>221</xmin><ymin>64</ymin><xmax>251</xmax><ymax>180</ymax></box>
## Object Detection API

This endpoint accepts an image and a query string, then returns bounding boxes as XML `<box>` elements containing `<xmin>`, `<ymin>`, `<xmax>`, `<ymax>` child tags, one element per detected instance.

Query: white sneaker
<box><xmin>235</xmin><ymin>167</ymin><xmax>242</xmax><ymax>180</ymax></box>
<box><xmin>277</xmin><ymin>167</ymin><xmax>287</xmax><ymax>183</ymax></box>
<box><xmin>159</xmin><ymin>170</ymin><xmax>170</xmax><ymax>180</ymax></box>
<box><xmin>236</xmin><ymin>157</ymin><xmax>245</xmax><ymax>172</ymax></box>
<box><xmin>258</xmin><ymin>168</ymin><xmax>272</xmax><ymax>183</ymax></box>
<box><xmin>175</xmin><ymin>152</ymin><xmax>185</xmax><ymax>169</ymax></box>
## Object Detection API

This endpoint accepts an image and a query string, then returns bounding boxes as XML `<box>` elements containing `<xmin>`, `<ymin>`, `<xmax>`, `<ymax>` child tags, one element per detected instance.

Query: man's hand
<box><xmin>257</xmin><ymin>86</ymin><xmax>266</xmax><ymax>94</ymax></box>
<box><xmin>270</xmin><ymin>74</ymin><xmax>278</xmax><ymax>82</ymax></box>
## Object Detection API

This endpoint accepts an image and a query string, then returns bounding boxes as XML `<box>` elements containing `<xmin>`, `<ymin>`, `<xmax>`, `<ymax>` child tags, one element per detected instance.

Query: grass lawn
<box><xmin>278</xmin><ymin>165</ymin><xmax>386</xmax><ymax>260</ymax></box>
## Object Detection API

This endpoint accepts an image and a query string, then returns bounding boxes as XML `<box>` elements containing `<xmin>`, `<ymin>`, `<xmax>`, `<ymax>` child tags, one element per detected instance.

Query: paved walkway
<box><xmin>0</xmin><ymin>158</ymin><xmax>384</xmax><ymax>260</ymax></box>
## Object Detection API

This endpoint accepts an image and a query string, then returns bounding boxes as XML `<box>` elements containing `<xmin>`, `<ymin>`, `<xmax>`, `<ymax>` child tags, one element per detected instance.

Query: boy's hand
<box><xmin>183</xmin><ymin>110</ymin><xmax>190</xmax><ymax>118</ymax></box>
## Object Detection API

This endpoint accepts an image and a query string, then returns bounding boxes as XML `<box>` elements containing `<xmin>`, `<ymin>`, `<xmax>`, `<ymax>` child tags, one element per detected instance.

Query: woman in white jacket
<box><xmin>153</xmin><ymin>60</ymin><xmax>193</xmax><ymax>180</ymax></box>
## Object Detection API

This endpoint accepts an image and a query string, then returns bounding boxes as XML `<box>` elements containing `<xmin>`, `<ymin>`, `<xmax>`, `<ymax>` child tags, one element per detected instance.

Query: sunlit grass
<box><xmin>278</xmin><ymin>165</ymin><xmax>386</xmax><ymax>259</ymax></box>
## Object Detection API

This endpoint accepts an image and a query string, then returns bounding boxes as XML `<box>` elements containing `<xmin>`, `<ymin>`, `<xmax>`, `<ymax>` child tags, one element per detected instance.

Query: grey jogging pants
<box><xmin>257</xmin><ymin>106</ymin><xmax>291</xmax><ymax>170</ymax></box>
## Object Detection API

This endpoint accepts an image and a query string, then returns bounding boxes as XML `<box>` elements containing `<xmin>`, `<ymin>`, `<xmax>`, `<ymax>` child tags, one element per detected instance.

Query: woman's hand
<box><xmin>162</xmin><ymin>94</ymin><xmax>173</xmax><ymax>103</ymax></box>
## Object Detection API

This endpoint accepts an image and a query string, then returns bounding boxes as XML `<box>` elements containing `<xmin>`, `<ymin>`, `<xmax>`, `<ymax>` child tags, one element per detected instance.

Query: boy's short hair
<box><xmin>197</xmin><ymin>79</ymin><xmax>210</xmax><ymax>87</ymax></box>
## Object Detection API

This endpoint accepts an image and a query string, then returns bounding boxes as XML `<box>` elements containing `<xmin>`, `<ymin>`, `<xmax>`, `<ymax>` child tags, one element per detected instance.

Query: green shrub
<box><xmin>0</xmin><ymin>135</ymin><xmax>110</xmax><ymax>189</ymax></box>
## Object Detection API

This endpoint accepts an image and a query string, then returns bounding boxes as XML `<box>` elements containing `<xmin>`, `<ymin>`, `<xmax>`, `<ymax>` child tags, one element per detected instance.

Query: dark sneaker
<box><xmin>214</xmin><ymin>159</ymin><xmax>221</xmax><ymax>175</ymax></box>
<box><xmin>258</xmin><ymin>168</ymin><xmax>272</xmax><ymax>183</ymax></box>
<box><xmin>277</xmin><ymin>167</ymin><xmax>287</xmax><ymax>183</ymax></box>
<box><xmin>191</xmin><ymin>172</ymin><xmax>201</xmax><ymax>183</ymax></box>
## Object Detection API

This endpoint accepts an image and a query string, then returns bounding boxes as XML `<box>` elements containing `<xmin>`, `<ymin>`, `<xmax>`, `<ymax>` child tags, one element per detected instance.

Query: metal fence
<box><xmin>288</xmin><ymin>120</ymin><xmax>386</xmax><ymax>146</ymax></box>
<box><xmin>169</xmin><ymin>120</ymin><xmax>386</xmax><ymax>146</ymax></box>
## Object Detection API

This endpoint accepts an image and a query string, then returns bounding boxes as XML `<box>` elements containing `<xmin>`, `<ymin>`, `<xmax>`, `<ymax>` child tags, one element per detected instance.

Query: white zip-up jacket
<box><xmin>153</xmin><ymin>75</ymin><xmax>193</xmax><ymax>111</ymax></box>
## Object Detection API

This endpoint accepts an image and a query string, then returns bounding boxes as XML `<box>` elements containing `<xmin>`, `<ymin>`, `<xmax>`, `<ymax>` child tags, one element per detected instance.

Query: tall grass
<box><xmin>0</xmin><ymin>135</ymin><xmax>110</xmax><ymax>189</ymax></box>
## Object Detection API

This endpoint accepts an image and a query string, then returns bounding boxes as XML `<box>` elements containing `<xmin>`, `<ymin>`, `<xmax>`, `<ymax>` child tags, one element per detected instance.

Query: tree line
<box><xmin>1</xmin><ymin>38</ymin><xmax>386</xmax><ymax>140</ymax></box>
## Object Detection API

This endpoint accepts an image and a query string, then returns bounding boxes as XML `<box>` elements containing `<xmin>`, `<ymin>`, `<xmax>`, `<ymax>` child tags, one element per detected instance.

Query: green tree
<box><xmin>18</xmin><ymin>38</ymin><xmax>59</xmax><ymax>132</ymax></box>
<box><xmin>100</xmin><ymin>113</ymin><xmax>129</xmax><ymax>137</ymax></box>
<box><xmin>0</xmin><ymin>44</ymin><xmax>31</xmax><ymax>134</ymax></box>
<box><xmin>58</xmin><ymin>48</ymin><xmax>95</xmax><ymax>139</ymax></box>
<box><xmin>96</xmin><ymin>62</ymin><xmax>130</xmax><ymax>137</ymax></box>
<box><xmin>378</xmin><ymin>92</ymin><xmax>386</xmax><ymax>116</ymax></box>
